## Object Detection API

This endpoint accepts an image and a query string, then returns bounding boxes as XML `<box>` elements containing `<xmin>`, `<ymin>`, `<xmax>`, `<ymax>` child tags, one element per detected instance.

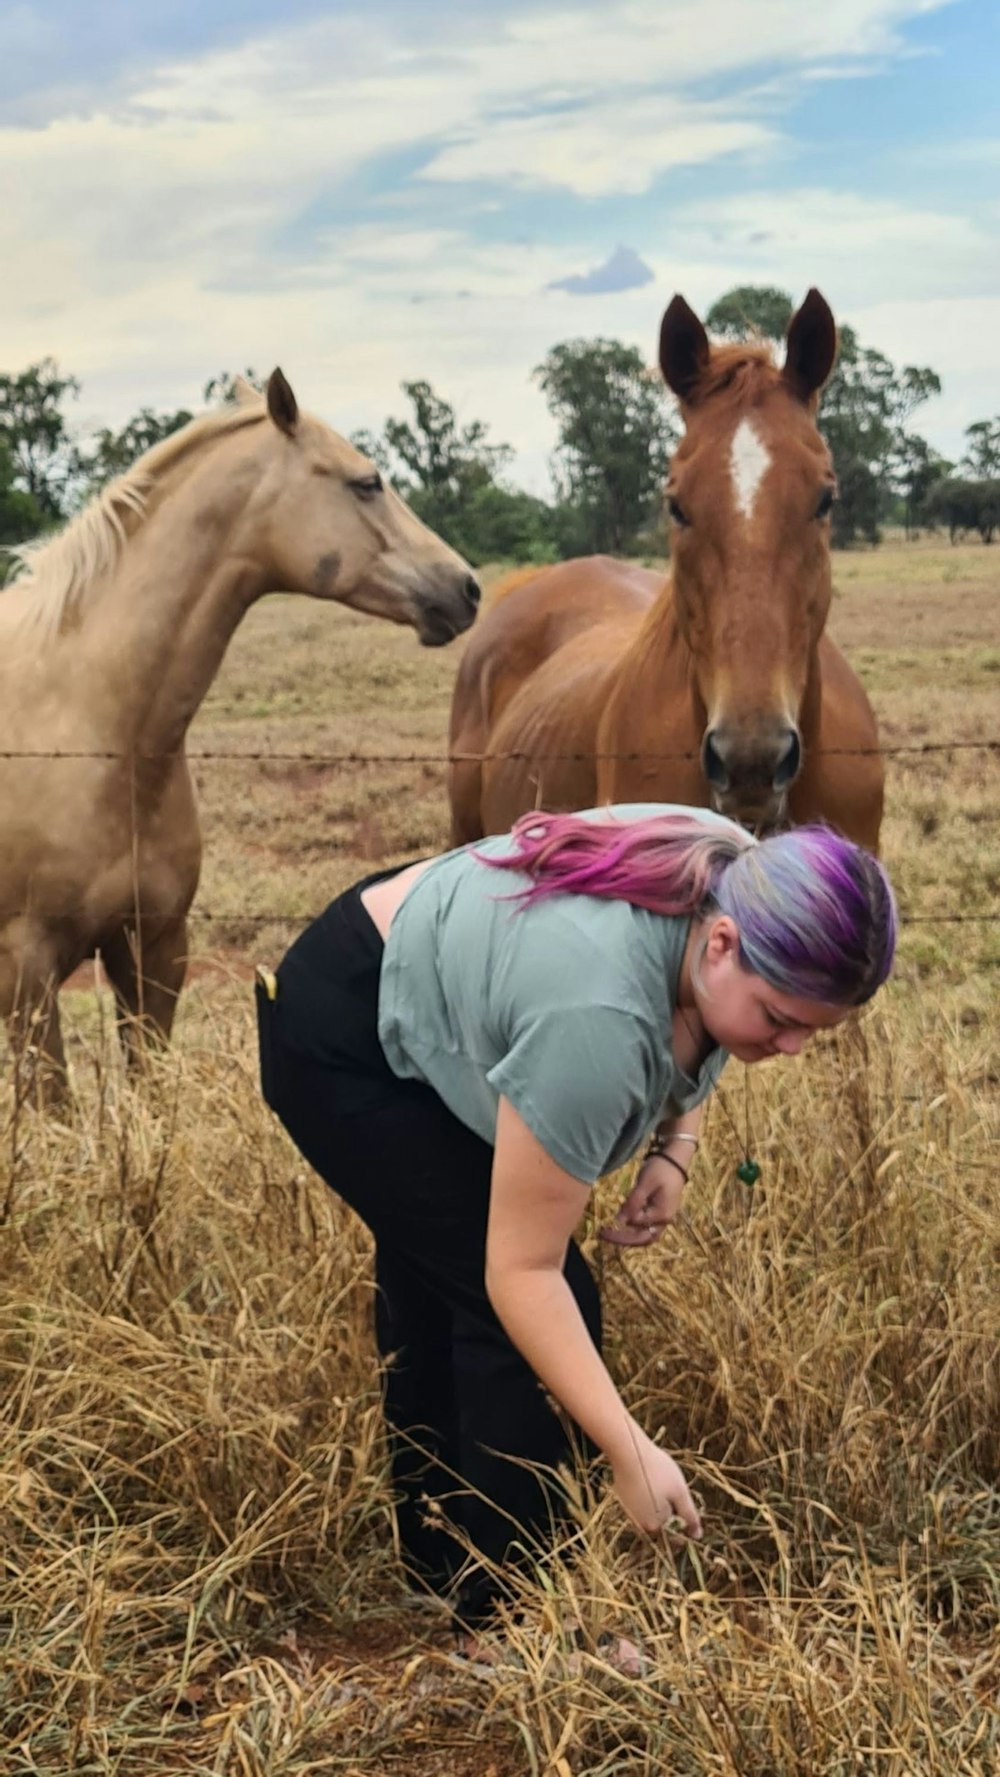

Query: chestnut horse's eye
<box><xmin>815</xmin><ymin>485</ymin><xmax>836</xmax><ymax>520</ymax></box>
<box><xmin>667</xmin><ymin>494</ymin><xmax>690</xmax><ymax>527</ymax></box>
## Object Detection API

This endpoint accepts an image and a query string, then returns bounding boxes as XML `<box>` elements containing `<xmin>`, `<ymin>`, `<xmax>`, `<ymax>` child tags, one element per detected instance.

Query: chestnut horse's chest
<box><xmin>452</xmin><ymin>557</ymin><xmax>882</xmax><ymax>849</ymax></box>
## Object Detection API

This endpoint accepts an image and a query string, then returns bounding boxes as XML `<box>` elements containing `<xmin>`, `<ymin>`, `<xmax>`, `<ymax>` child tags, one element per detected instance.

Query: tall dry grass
<box><xmin>1</xmin><ymin>538</ymin><xmax>998</xmax><ymax>1774</ymax></box>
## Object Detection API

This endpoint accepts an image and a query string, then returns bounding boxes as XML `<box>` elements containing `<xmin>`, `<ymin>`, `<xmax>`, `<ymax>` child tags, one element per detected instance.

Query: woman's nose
<box><xmin>776</xmin><ymin>1028</ymin><xmax>807</xmax><ymax>1056</ymax></box>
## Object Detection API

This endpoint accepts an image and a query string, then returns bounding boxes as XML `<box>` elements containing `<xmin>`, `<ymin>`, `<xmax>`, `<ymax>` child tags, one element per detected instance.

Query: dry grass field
<box><xmin>2</xmin><ymin>537</ymin><xmax>998</xmax><ymax>1775</ymax></box>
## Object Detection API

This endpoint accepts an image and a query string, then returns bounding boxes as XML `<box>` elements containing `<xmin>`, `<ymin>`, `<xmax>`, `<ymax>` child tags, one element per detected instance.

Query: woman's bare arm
<box><xmin>485</xmin><ymin>1097</ymin><xmax>701</xmax><ymax>1536</ymax></box>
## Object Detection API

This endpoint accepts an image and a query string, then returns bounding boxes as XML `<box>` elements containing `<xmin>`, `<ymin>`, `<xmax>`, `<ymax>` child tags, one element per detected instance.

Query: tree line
<box><xmin>2</xmin><ymin>286</ymin><xmax>998</xmax><ymax>569</ymax></box>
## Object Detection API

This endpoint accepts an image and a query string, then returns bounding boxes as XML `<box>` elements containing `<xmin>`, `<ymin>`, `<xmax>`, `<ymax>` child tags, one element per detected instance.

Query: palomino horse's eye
<box><xmin>815</xmin><ymin>485</ymin><xmax>836</xmax><ymax>520</ymax></box>
<box><xmin>349</xmin><ymin>473</ymin><xmax>384</xmax><ymax>500</ymax></box>
<box><xmin>667</xmin><ymin>495</ymin><xmax>690</xmax><ymax>527</ymax></box>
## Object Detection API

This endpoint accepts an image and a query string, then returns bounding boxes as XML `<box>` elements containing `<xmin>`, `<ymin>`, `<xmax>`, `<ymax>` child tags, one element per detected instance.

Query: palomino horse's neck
<box><xmin>74</xmin><ymin>428</ymin><xmax>271</xmax><ymax>758</ymax></box>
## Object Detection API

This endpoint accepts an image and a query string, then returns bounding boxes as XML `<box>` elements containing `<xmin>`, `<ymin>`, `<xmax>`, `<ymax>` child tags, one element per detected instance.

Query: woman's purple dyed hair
<box><xmin>481</xmin><ymin>809</ymin><xmax>896</xmax><ymax>1007</ymax></box>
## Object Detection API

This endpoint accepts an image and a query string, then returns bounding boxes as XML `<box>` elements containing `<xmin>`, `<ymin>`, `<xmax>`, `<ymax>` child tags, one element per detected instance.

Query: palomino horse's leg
<box><xmin>100</xmin><ymin>920</ymin><xmax>189</xmax><ymax>1073</ymax></box>
<box><xmin>4</xmin><ymin>976</ymin><xmax>72</xmax><ymax>1113</ymax></box>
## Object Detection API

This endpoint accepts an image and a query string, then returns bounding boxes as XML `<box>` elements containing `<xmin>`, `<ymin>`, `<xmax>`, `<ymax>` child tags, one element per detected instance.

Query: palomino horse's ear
<box><xmin>659</xmin><ymin>295</ymin><xmax>711</xmax><ymax>403</ymax></box>
<box><xmin>782</xmin><ymin>289</ymin><xmax>838</xmax><ymax>405</ymax></box>
<box><xmin>233</xmin><ymin>375</ymin><xmax>263</xmax><ymax>408</ymax></box>
<box><xmin>267</xmin><ymin>368</ymin><xmax>299</xmax><ymax>438</ymax></box>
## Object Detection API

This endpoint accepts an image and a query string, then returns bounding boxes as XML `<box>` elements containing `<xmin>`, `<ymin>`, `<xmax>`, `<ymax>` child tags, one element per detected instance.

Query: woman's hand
<box><xmin>612</xmin><ymin>1425</ymin><xmax>703</xmax><ymax>1538</ymax></box>
<box><xmin>599</xmin><ymin>1155</ymin><xmax>686</xmax><ymax>1246</ymax></box>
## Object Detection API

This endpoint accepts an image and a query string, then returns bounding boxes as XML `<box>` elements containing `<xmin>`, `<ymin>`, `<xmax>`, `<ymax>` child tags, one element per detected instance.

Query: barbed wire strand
<box><xmin>4</xmin><ymin>739</ymin><xmax>997</xmax><ymax>953</ymax></box>
<box><xmin>0</xmin><ymin>738</ymin><xmax>997</xmax><ymax>765</ymax></box>
<box><xmin>180</xmin><ymin>908</ymin><xmax>996</xmax><ymax>928</ymax></box>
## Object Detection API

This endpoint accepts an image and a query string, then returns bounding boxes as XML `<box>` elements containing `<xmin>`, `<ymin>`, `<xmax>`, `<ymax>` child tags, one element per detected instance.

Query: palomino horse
<box><xmin>1</xmin><ymin>370</ymin><xmax>480</xmax><ymax>1103</ymax></box>
<box><xmin>449</xmin><ymin>289</ymin><xmax>882</xmax><ymax>850</ymax></box>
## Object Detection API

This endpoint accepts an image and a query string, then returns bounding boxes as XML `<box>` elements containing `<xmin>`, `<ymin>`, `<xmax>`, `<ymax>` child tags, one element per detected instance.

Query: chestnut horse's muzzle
<box><xmin>701</xmin><ymin>722</ymin><xmax>802</xmax><ymax>826</ymax></box>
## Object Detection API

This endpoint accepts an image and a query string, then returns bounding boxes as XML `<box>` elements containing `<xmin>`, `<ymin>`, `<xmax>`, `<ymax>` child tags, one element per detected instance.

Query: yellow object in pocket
<box><xmin>255</xmin><ymin>965</ymin><xmax>278</xmax><ymax>1002</ymax></box>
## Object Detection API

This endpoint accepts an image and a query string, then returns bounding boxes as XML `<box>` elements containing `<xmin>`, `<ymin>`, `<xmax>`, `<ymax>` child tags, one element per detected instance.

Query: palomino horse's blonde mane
<box><xmin>10</xmin><ymin>399</ymin><xmax>268</xmax><ymax>638</ymax></box>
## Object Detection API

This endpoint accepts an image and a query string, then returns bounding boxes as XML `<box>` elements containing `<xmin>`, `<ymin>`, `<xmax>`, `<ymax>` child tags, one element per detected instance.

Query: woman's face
<box><xmin>693</xmin><ymin>915</ymin><xmax>847</xmax><ymax>1063</ymax></box>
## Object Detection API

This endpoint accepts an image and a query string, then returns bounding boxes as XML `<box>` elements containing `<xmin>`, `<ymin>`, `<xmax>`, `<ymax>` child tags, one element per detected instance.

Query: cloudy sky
<box><xmin>3</xmin><ymin>0</ymin><xmax>998</xmax><ymax>491</ymax></box>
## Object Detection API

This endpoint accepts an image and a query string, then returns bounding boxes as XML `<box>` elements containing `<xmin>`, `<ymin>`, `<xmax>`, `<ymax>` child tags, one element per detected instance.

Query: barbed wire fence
<box><xmin>3</xmin><ymin>734</ymin><xmax>998</xmax><ymax>946</ymax></box>
<box><xmin>2</xmin><ymin>738</ymin><xmax>998</xmax><ymax>763</ymax></box>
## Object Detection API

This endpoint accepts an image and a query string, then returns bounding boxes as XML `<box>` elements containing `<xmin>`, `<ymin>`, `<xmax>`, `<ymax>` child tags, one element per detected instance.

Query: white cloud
<box><xmin>653</xmin><ymin>188</ymin><xmax>1000</xmax><ymax>308</ymax></box>
<box><xmin>847</xmin><ymin>297</ymin><xmax>1000</xmax><ymax>458</ymax></box>
<box><xmin>0</xmin><ymin>0</ymin><xmax>988</xmax><ymax>487</ymax></box>
<box><xmin>422</xmin><ymin>97</ymin><xmax>777</xmax><ymax>197</ymax></box>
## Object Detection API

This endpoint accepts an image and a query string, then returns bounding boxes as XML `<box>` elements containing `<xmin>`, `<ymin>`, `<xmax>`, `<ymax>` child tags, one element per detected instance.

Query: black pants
<box><xmin>256</xmin><ymin>871</ymin><xmax>602</xmax><ymax>1630</ymax></box>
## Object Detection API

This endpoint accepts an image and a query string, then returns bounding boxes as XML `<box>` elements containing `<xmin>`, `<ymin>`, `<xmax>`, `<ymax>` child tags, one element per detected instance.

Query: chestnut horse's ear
<box><xmin>266</xmin><ymin>368</ymin><xmax>299</xmax><ymax>437</ymax></box>
<box><xmin>659</xmin><ymin>295</ymin><xmax>711</xmax><ymax>403</ymax></box>
<box><xmin>782</xmin><ymin>289</ymin><xmax>837</xmax><ymax>404</ymax></box>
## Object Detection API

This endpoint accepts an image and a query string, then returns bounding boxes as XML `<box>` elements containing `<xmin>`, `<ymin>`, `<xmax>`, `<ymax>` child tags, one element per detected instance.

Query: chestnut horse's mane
<box><xmin>687</xmin><ymin>339</ymin><xmax>782</xmax><ymax>409</ymax></box>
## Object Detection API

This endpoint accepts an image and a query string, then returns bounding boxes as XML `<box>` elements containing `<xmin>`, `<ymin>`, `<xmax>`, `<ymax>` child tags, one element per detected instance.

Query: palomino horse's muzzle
<box><xmin>415</xmin><ymin>572</ymin><xmax>482</xmax><ymax>647</ymax></box>
<box><xmin>701</xmin><ymin>722</ymin><xmax>802</xmax><ymax>827</ymax></box>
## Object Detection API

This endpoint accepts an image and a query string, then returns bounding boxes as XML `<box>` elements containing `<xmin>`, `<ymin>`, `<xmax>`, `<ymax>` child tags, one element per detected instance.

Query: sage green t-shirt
<box><xmin>377</xmin><ymin>804</ymin><xmax>736</xmax><ymax>1183</ymax></box>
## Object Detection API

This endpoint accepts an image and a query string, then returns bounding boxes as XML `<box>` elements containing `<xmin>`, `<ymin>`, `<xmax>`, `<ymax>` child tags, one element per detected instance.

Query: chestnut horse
<box><xmin>449</xmin><ymin>289</ymin><xmax>882</xmax><ymax>851</ymax></box>
<box><xmin>1</xmin><ymin>370</ymin><xmax>479</xmax><ymax>1104</ymax></box>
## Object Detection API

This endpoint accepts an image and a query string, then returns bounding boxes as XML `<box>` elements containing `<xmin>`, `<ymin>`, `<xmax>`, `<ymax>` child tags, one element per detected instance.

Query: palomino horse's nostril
<box><xmin>701</xmin><ymin>730</ymin><xmax>730</xmax><ymax>790</ymax></box>
<box><xmin>464</xmin><ymin>575</ymin><xmax>482</xmax><ymax>608</ymax></box>
<box><xmin>773</xmin><ymin>727</ymin><xmax>801</xmax><ymax>789</ymax></box>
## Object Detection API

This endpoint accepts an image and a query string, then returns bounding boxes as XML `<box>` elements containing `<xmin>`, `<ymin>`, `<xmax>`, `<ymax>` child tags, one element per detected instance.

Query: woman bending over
<box><xmin>256</xmin><ymin>803</ymin><xmax>896</xmax><ymax>1648</ymax></box>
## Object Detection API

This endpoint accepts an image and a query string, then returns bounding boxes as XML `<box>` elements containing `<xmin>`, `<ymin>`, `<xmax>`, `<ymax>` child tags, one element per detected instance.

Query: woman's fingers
<box><xmin>668</xmin><ymin>1473</ymin><xmax>703</xmax><ymax>1539</ymax></box>
<box><xmin>599</xmin><ymin>1186</ymin><xmax>670</xmax><ymax>1243</ymax></box>
<box><xmin>599</xmin><ymin>1210</ymin><xmax>666</xmax><ymax>1245</ymax></box>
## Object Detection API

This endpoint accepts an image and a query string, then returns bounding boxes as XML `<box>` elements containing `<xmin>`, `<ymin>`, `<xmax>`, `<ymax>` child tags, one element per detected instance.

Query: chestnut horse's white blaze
<box><xmin>448</xmin><ymin>287</ymin><xmax>883</xmax><ymax>857</ymax></box>
<box><xmin>0</xmin><ymin>370</ymin><xmax>480</xmax><ymax>1106</ymax></box>
<box><xmin>730</xmin><ymin>417</ymin><xmax>771</xmax><ymax>521</ymax></box>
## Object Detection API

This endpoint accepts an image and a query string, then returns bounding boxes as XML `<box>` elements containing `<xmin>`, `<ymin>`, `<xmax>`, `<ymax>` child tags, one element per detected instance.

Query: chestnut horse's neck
<box><xmin>624</xmin><ymin>572</ymin><xmax>704</xmax><ymax>707</ymax></box>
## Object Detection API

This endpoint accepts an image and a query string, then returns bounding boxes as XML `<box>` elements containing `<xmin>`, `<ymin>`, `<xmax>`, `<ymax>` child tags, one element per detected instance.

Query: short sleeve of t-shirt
<box><xmin>486</xmin><ymin>1002</ymin><xmax>659</xmax><ymax>1183</ymax></box>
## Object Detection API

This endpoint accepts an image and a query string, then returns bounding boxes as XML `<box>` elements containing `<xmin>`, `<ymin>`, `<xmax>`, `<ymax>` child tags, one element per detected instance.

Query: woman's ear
<box><xmin>703</xmin><ymin>914</ymin><xmax>741</xmax><ymax>965</ymax></box>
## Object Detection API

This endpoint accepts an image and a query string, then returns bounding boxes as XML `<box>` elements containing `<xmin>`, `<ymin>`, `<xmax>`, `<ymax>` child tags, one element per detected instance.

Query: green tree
<box><xmin>0</xmin><ymin>438</ymin><xmax>43</xmax><ymax>541</ymax></box>
<box><xmin>455</xmin><ymin>482</ymin><xmax>559</xmax><ymax>564</ymax></box>
<box><xmin>203</xmin><ymin>369</ymin><xmax>262</xmax><ymax>405</ymax></box>
<box><xmin>535</xmin><ymin>339</ymin><xmax>678</xmax><ymax>554</ymax></box>
<box><xmin>349</xmin><ymin>428</ymin><xmax>392</xmax><ymax>473</ymax></box>
<box><xmin>887</xmin><ymin>435</ymin><xmax>952</xmax><ymax>538</ymax></box>
<box><xmin>385</xmin><ymin>381</ymin><xmax>511</xmax><ymax>498</ymax></box>
<box><xmin>961</xmin><ymin>417</ymin><xmax>1000</xmax><ymax>480</ymax></box>
<box><xmin>77</xmin><ymin>405</ymin><xmax>193</xmax><ymax>494</ymax></box>
<box><xmin>367</xmin><ymin>380</ymin><xmax>517</xmax><ymax>560</ymax></box>
<box><xmin>820</xmin><ymin>329</ymin><xmax>941</xmax><ymax>544</ymax></box>
<box><xmin>0</xmin><ymin>438</ymin><xmax>45</xmax><ymax>580</ymax></box>
<box><xmin>927</xmin><ymin>477</ymin><xmax>1000</xmax><ymax>544</ymax></box>
<box><xmin>0</xmin><ymin>358</ymin><xmax>81</xmax><ymax>520</ymax></box>
<box><xmin>705</xmin><ymin>285</ymin><xmax>793</xmax><ymax>342</ymax></box>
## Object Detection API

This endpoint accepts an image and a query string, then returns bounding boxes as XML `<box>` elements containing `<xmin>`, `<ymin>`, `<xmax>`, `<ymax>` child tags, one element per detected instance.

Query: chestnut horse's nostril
<box><xmin>464</xmin><ymin>574</ymin><xmax>482</xmax><ymax>609</ymax></box>
<box><xmin>773</xmin><ymin>726</ymin><xmax>801</xmax><ymax>788</ymax></box>
<box><xmin>701</xmin><ymin>729</ymin><xmax>729</xmax><ymax>790</ymax></box>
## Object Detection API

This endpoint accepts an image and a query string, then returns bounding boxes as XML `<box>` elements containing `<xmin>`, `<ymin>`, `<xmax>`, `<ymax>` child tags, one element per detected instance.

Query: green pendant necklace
<box><xmin>681</xmin><ymin>1001</ymin><xmax>760</xmax><ymax>1187</ymax></box>
<box><xmin>728</xmin><ymin>1067</ymin><xmax>760</xmax><ymax>1187</ymax></box>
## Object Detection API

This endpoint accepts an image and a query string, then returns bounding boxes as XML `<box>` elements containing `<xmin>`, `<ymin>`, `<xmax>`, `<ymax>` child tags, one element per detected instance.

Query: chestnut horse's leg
<box><xmin>100</xmin><ymin>919</ymin><xmax>189</xmax><ymax>1072</ymax></box>
<box><xmin>447</xmin><ymin>749</ymin><xmax>487</xmax><ymax>845</ymax></box>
